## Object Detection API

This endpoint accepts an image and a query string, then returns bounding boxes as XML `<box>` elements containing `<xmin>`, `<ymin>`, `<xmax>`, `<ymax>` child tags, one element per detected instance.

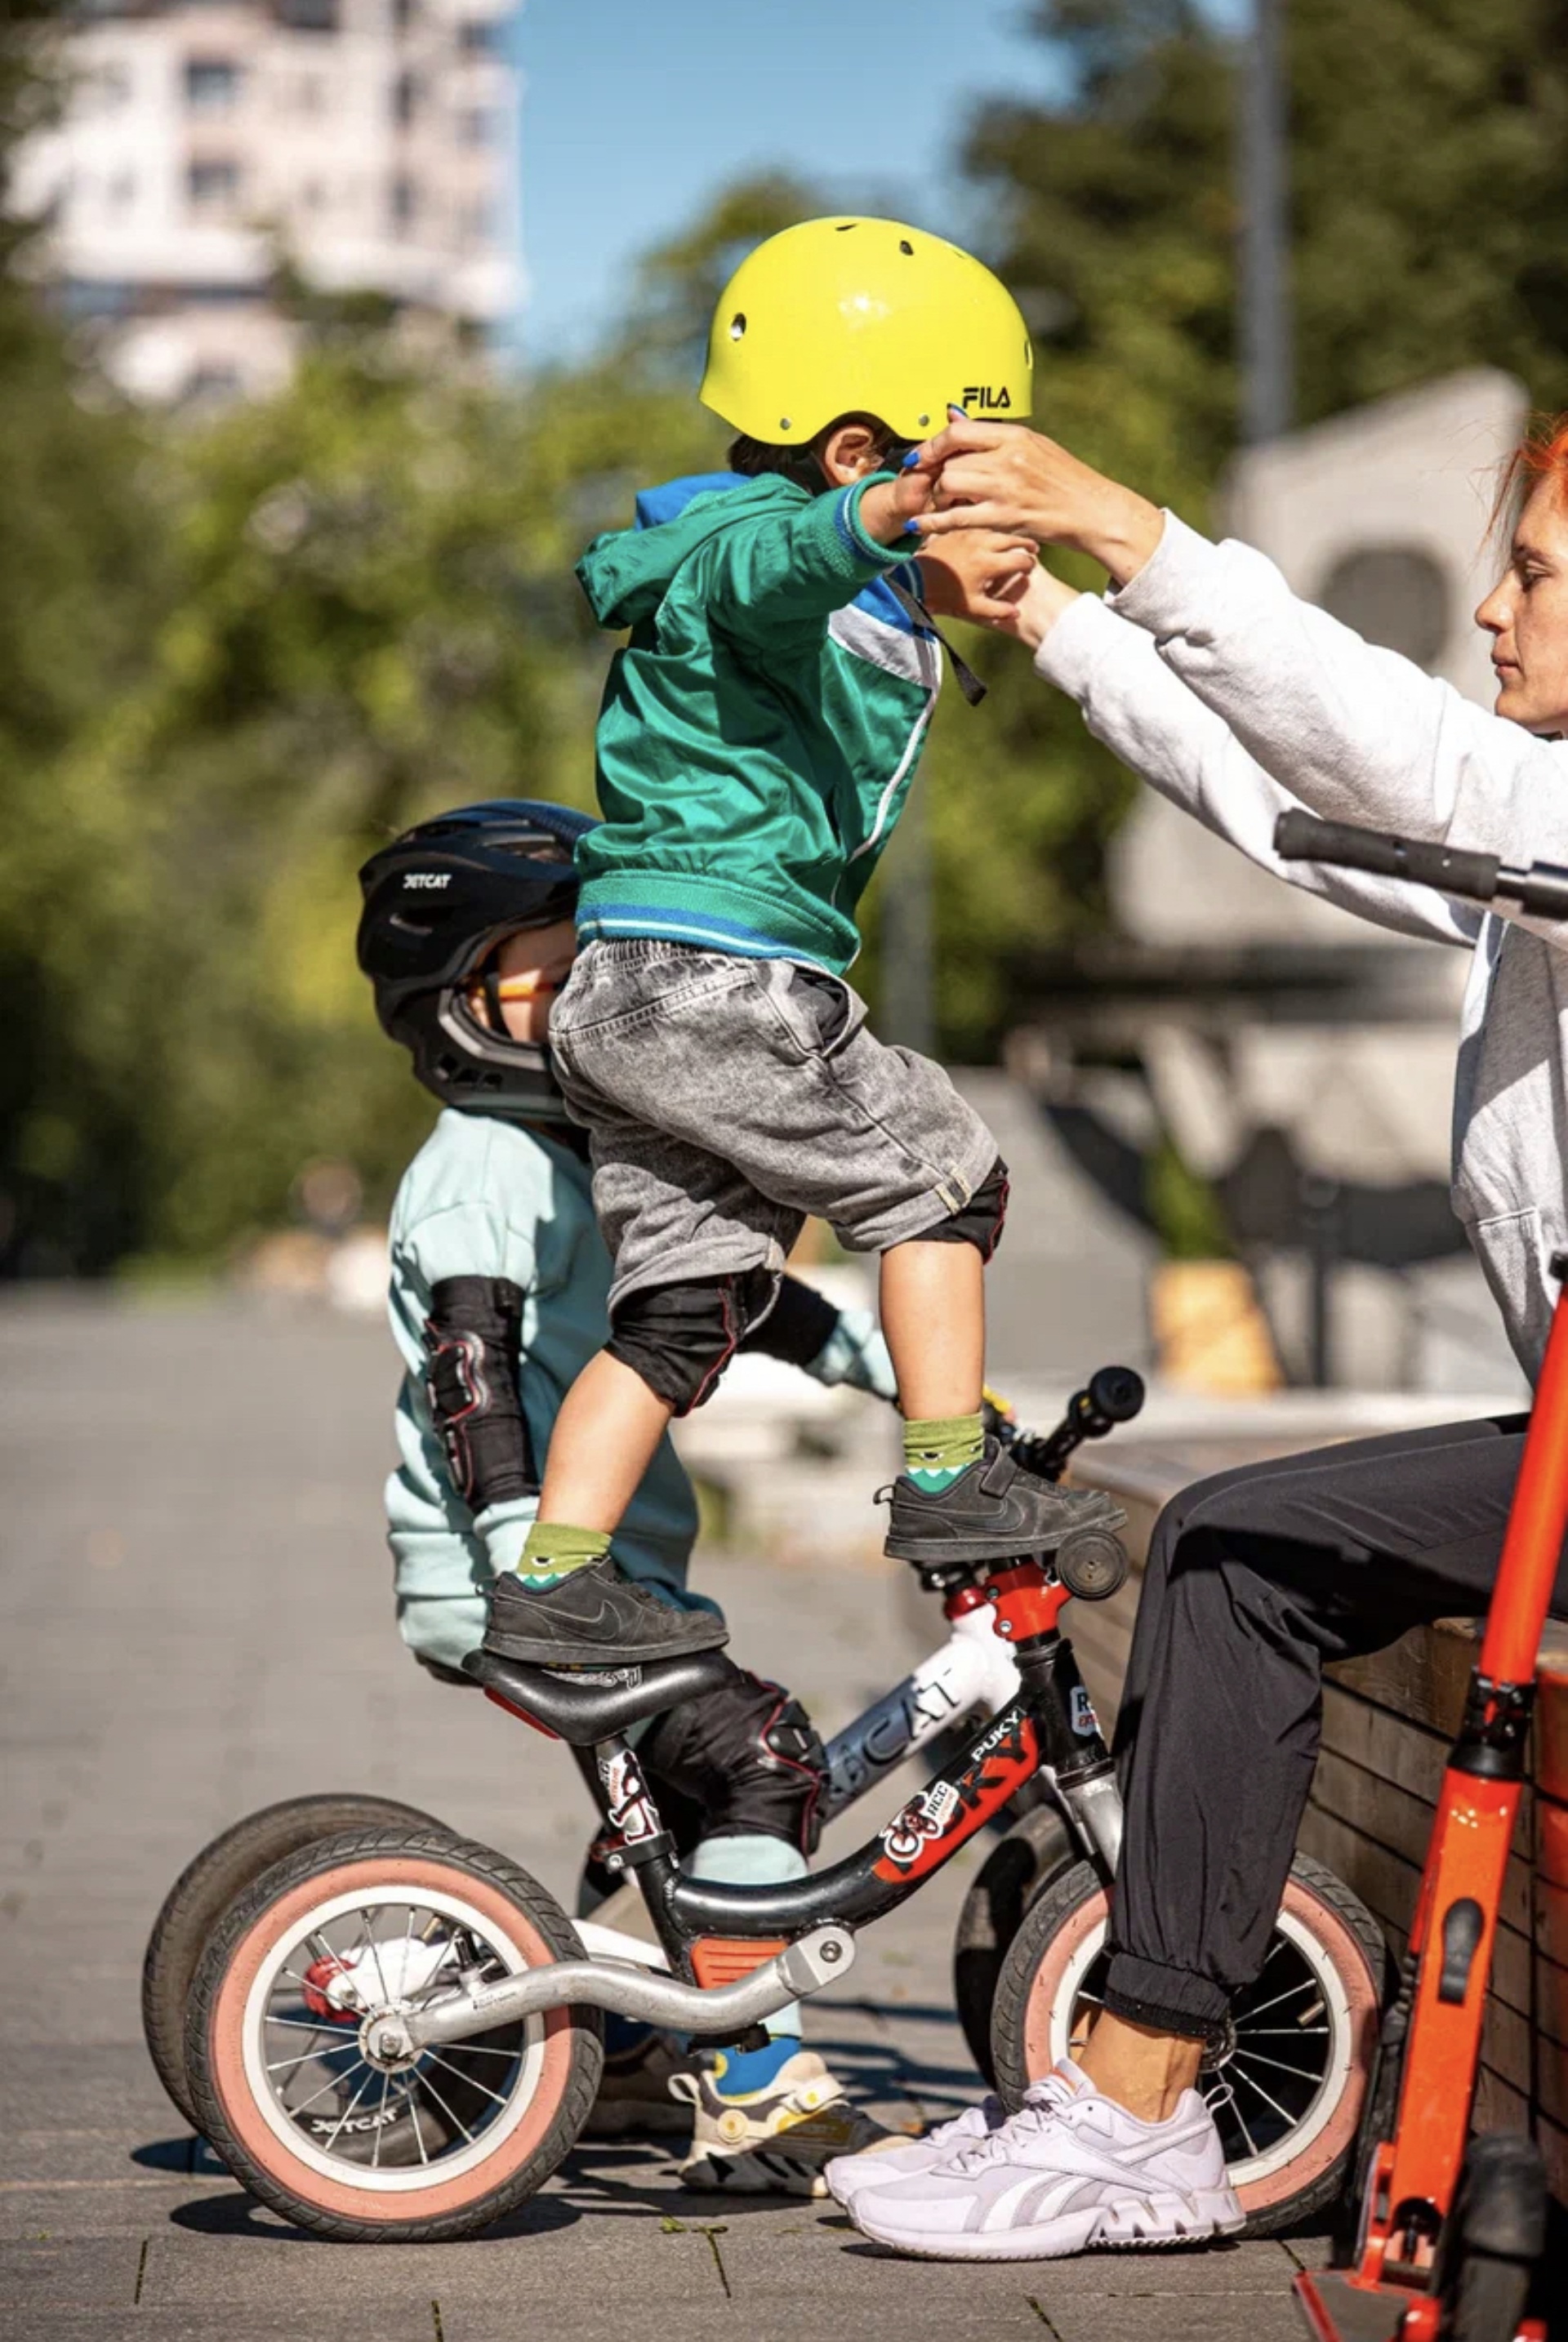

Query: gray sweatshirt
<box><xmin>1036</xmin><ymin>513</ymin><xmax>1568</xmax><ymax>1385</ymax></box>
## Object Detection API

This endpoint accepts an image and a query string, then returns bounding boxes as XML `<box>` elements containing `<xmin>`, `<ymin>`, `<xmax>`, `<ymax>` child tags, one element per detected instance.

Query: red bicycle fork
<box><xmin>1296</xmin><ymin>1265</ymin><xmax>1568</xmax><ymax>2342</ymax></box>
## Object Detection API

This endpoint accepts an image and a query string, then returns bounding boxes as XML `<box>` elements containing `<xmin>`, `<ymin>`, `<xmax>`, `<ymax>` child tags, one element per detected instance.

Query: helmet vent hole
<box><xmin>836</xmin><ymin>222</ymin><xmax>856</xmax><ymax>232</ymax></box>
<box><xmin>729</xmin><ymin>312</ymin><xmax>746</xmax><ymax>341</ymax></box>
<box><xmin>899</xmin><ymin>239</ymin><xmax>914</xmax><ymax>256</ymax></box>
<box><xmin>779</xmin><ymin>416</ymin><xmax>791</xmax><ymax>430</ymax></box>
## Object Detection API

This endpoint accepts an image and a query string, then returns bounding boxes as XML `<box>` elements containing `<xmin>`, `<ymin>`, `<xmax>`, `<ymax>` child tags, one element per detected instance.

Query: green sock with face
<box><xmin>518</xmin><ymin>1523</ymin><xmax>611</xmax><ymax>1591</ymax></box>
<box><xmin>902</xmin><ymin>1412</ymin><xmax>986</xmax><ymax>1494</ymax></box>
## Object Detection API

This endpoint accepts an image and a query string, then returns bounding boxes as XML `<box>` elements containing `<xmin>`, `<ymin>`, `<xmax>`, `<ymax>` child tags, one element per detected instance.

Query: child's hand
<box><xmin>854</xmin><ymin>462</ymin><xmax>935</xmax><ymax>545</ymax></box>
<box><xmin>978</xmin><ymin>561</ymin><xmax>1085</xmax><ymax>649</ymax></box>
<box><xmin>915</xmin><ymin>529</ymin><xmax>1038</xmax><ymax>625</ymax></box>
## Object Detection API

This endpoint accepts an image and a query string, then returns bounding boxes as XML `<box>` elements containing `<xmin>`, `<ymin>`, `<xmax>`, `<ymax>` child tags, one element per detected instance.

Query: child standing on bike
<box><xmin>356</xmin><ymin>800</ymin><xmax>897</xmax><ymax>2193</ymax></box>
<box><xmin>485</xmin><ymin>217</ymin><xmax>1120</xmax><ymax>1674</ymax></box>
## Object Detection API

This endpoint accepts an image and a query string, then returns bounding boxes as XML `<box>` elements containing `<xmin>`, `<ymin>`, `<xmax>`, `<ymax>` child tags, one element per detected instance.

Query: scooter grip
<box><xmin>1272</xmin><ymin>811</ymin><xmax>1501</xmax><ymax>904</ymax></box>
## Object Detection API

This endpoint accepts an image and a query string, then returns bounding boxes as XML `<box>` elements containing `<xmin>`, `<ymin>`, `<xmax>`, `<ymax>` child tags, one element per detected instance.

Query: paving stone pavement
<box><xmin>0</xmin><ymin>1295</ymin><xmax>1327</xmax><ymax>2341</ymax></box>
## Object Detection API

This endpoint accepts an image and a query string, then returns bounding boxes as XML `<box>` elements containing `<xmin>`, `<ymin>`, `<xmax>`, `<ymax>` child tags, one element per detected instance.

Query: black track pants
<box><xmin>1103</xmin><ymin>1412</ymin><xmax>1568</xmax><ymax>2041</ymax></box>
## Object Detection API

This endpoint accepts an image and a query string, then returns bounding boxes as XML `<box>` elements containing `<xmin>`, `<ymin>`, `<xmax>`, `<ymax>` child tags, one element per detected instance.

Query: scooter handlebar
<box><xmin>1272</xmin><ymin>810</ymin><xmax>1568</xmax><ymax>921</ymax></box>
<box><xmin>1273</xmin><ymin>810</ymin><xmax>1501</xmax><ymax>901</ymax></box>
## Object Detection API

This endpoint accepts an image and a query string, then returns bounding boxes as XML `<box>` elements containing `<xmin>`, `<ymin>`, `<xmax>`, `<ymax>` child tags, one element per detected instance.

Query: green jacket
<box><xmin>573</xmin><ymin>470</ymin><xmax>942</xmax><ymax>975</ymax></box>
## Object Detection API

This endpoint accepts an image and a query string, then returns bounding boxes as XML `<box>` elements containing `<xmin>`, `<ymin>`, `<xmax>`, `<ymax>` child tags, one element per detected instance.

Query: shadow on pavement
<box><xmin>167</xmin><ymin>2186</ymin><xmax>583</xmax><ymax>2242</ymax></box>
<box><xmin>133</xmin><ymin>2134</ymin><xmax>230</xmax><ymax>2175</ymax></box>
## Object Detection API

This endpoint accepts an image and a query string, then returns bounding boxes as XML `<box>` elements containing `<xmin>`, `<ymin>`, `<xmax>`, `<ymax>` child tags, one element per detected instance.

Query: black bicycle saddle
<box><xmin>463</xmin><ymin>1646</ymin><xmax>737</xmax><ymax>1743</ymax></box>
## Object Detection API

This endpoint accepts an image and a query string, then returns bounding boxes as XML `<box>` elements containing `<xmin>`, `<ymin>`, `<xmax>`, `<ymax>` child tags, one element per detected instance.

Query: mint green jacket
<box><xmin>573</xmin><ymin>471</ymin><xmax>942</xmax><ymax>974</ymax></box>
<box><xmin>385</xmin><ymin>1106</ymin><xmax>894</xmax><ymax>1675</ymax></box>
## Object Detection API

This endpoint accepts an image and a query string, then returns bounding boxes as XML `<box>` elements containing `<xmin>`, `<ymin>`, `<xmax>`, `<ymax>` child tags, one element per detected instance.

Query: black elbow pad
<box><xmin>424</xmin><ymin>1276</ymin><xmax>537</xmax><ymax>1512</ymax></box>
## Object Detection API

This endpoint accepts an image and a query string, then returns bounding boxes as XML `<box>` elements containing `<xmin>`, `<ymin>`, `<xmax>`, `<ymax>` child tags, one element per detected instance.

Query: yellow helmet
<box><xmin>698</xmin><ymin>216</ymin><xmax>1033</xmax><ymax>447</ymax></box>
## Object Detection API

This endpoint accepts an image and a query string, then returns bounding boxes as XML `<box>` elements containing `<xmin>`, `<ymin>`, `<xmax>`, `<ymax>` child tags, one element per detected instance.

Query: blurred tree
<box><xmin>0</xmin><ymin>0</ymin><xmax>167</xmax><ymax>1270</ymax></box>
<box><xmin>23</xmin><ymin>185</ymin><xmax>822</xmax><ymax>1270</ymax></box>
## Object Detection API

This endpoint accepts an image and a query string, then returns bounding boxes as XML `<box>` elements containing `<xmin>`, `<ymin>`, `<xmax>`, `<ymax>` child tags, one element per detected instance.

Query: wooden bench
<box><xmin>1067</xmin><ymin>1439</ymin><xmax>1568</xmax><ymax>2208</ymax></box>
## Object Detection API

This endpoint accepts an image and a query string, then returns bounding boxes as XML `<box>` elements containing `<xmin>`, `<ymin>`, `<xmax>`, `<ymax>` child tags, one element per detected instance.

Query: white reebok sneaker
<box><xmin>849</xmin><ymin>2059</ymin><xmax>1244</xmax><ymax>2262</ymax></box>
<box><xmin>824</xmin><ymin>2096</ymin><xmax>1004</xmax><ymax>2209</ymax></box>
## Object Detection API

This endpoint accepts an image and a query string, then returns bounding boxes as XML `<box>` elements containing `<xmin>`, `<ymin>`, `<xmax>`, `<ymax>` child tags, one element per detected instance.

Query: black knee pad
<box><xmin>606</xmin><ymin>1267</ymin><xmax>780</xmax><ymax>1416</ymax></box>
<box><xmin>911</xmin><ymin>1155</ymin><xmax>1009</xmax><ymax>1262</ymax></box>
<box><xmin>639</xmin><ymin>1661</ymin><xmax>828</xmax><ymax>1856</ymax></box>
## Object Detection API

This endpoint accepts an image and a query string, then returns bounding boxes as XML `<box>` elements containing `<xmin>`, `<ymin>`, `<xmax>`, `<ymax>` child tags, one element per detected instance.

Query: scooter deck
<box><xmin>1294</xmin><ymin>2270</ymin><xmax>1410</xmax><ymax>2342</ymax></box>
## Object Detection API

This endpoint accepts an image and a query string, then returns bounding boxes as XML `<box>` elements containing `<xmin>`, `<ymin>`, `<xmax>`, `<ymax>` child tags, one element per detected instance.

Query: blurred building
<box><xmin>12</xmin><ymin>0</ymin><xmax>523</xmax><ymax>401</ymax></box>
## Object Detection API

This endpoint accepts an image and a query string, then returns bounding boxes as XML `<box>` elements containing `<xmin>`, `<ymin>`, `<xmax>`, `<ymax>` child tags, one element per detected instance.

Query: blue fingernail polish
<box><xmin>901</xmin><ymin>447</ymin><xmax>921</xmax><ymax>470</ymax></box>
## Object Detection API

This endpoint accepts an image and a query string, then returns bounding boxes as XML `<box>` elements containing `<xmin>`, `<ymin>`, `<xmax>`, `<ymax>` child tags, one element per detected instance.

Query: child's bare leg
<box><xmin>537</xmin><ymin>1351</ymin><xmax>673</xmax><ymax>1534</ymax></box>
<box><xmin>486</xmin><ymin>1348</ymin><xmax>724</xmax><ymax>1665</ymax></box>
<box><xmin>879</xmin><ymin>1237</ymin><xmax>983</xmax><ymax>1418</ymax></box>
<box><xmin>877</xmin><ymin>1223</ymin><xmax>1125</xmax><ymax>1556</ymax></box>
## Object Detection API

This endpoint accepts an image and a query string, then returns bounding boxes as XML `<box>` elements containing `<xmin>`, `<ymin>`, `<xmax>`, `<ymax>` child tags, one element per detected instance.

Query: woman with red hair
<box><xmin>826</xmin><ymin>413</ymin><xmax>1568</xmax><ymax>2260</ymax></box>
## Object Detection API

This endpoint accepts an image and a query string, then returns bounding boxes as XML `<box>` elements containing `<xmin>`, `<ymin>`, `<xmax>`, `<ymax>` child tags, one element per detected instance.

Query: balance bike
<box><xmin>168</xmin><ymin>1338</ymin><xmax>1383</xmax><ymax>2240</ymax></box>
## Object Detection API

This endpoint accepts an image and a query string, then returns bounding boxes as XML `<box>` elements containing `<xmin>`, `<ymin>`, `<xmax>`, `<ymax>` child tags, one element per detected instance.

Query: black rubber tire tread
<box><xmin>1446</xmin><ymin>2250</ymin><xmax>1534</xmax><ymax>2342</ymax></box>
<box><xmin>951</xmin><ymin>1802</ymin><xmax>1078</xmax><ymax>2086</ymax></box>
<box><xmin>185</xmin><ymin>1823</ymin><xmax>604</xmax><ymax>2243</ymax></box>
<box><xmin>142</xmin><ymin>1792</ymin><xmax>449</xmax><ymax>2129</ymax></box>
<box><xmin>991</xmin><ymin>1849</ymin><xmax>1388</xmax><ymax>2239</ymax></box>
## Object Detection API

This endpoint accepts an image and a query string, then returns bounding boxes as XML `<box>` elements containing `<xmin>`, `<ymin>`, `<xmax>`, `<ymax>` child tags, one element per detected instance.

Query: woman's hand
<box><xmin>915</xmin><ymin>529</ymin><xmax>1038</xmax><ymax>624</ymax></box>
<box><xmin>911</xmin><ymin>418</ymin><xmax>1165</xmax><ymax>586</ymax></box>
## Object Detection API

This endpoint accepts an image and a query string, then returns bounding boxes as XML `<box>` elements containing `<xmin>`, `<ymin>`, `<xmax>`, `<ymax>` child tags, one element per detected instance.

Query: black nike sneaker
<box><xmin>483</xmin><ymin>1559</ymin><xmax>730</xmax><ymax>1667</ymax></box>
<box><xmin>881</xmin><ymin>1436</ymin><xmax>1126</xmax><ymax>1566</ymax></box>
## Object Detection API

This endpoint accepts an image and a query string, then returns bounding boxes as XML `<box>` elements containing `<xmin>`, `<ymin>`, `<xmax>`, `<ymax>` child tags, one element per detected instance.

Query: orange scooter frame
<box><xmin>1273</xmin><ymin>813</ymin><xmax>1568</xmax><ymax>2342</ymax></box>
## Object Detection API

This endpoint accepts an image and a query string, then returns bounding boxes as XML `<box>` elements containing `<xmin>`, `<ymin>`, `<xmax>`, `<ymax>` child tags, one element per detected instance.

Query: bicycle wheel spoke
<box><xmin>265</xmin><ymin>2014</ymin><xmax>352</xmax><ymax>2038</ymax></box>
<box><xmin>1232</xmin><ymin>2048</ymin><xmax>1325</xmax><ymax>2086</ymax></box>
<box><xmin>416</xmin><ymin>2064</ymin><xmax>477</xmax><ymax>2148</ymax></box>
<box><xmin>1232</xmin><ymin>2062</ymin><xmax>1296</xmax><ymax>2129</ymax></box>
<box><xmin>1229</xmin><ymin>2095</ymin><xmax>1261</xmax><ymax>2159</ymax></box>
<box><xmin>424</xmin><ymin>2050</ymin><xmax>514</xmax><ymax>2109</ymax></box>
<box><xmin>359</xmin><ymin>1908</ymin><xmax>394</xmax><ymax>2010</ymax></box>
<box><xmin>408</xmin><ymin>2085</ymin><xmax>430</xmax><ymax>2166</ymax></box>
<box><xmin>291</xmin><ymin>2058</ymin><xmax>368</xmax><ymax>2122</ymax></box>
<box><xmin>321</xmin><ymin>2067</ymin><xmax>376</xmax><ymax>2152</ymax></box>
<box><xmin>1233</xmin><ymin>1975</ymin><xmax>1316</xmax><ymax>2023</ymax></box>
<box><xmin>427</xmin><ymin>2040</ymin><xmax>523</xmax><ymax>2057</ymax></box>
<box><xmin>1237</xmin><ymin>2024</ymin><xmax>1329</xmax><ymax>2038</ymax></box>
<box><xmin>266</xmin><ymin>2046</ymin><xmax>335</xmax><ymax>2075</ymax></box>
<box><xmin>372</xmin><ymin>2072</ymin><xmax>391</xmax><ymax>2171</ymax></box>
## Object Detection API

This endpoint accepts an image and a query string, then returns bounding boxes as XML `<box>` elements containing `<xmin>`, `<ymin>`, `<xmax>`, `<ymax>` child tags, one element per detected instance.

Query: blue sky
<box><xmin>514</xmin><ymin>0</ymin><xmax>1071</xmax><ymax>363</ymax></box>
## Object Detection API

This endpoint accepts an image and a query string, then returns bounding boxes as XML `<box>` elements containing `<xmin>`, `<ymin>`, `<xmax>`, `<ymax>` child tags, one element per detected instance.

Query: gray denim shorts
<box><xmin>549</xmin><ymin>941</ymin><xmax>1000</xmax><ymax>1308</ymax></box>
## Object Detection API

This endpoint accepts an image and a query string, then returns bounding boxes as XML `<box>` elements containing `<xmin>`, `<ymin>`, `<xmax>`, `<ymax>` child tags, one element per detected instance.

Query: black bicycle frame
<box><xmin>582</xmin><ymin>1622</ymin><xmax>1115</xmax><ymax>1977</ymax></box>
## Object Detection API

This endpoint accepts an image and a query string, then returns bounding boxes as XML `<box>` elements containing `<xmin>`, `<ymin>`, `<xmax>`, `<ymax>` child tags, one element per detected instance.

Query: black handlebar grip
<box><xmin>1514</xmin><ymin>862</ymin><xmax>1568</xmax><ymax>920</ymax></box>
<box><xmin>1087</xmin><ymin>1366</ymin><xmax>1145</xmax><ymax>1424</ymax></box>
<box><xmin>1273</xmin><ymin>811</ymin><xmax>1501</xmax><ymax>905</ymax></box>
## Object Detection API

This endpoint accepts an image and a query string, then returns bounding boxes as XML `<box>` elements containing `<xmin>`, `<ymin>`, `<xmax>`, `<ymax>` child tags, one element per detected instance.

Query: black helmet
<box><xmin>357</xmin><ymin>799</ymin><xmax>595</xmax><ymax>1124</ymax></box>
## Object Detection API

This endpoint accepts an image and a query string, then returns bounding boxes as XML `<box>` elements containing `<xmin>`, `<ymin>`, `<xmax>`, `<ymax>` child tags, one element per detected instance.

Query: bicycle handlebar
<box><xmin>1273</xmin><ymin>810</ymin><xmax>1568</xmax><ymax>920</ymax></box>
<box><xmin>1002</xmin><ymin>1364</ymin><xmax>1146</xmax><ymax>1484</ymax></box>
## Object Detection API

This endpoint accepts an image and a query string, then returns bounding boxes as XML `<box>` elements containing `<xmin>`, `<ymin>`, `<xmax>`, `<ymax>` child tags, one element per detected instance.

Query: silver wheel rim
<box><xmin>1047</xmin><ymin>1903</ymin><xmax>1356</xmax><ymax>2190</ymax></box>
<box><xmin>240</xmin><ymin>1881</ymin><xmax>547</xmax><ymax>2194</ymax></box>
